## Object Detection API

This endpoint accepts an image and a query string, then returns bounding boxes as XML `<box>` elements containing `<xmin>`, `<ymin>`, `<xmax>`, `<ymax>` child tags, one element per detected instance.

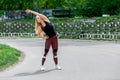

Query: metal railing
<box><xmin>0</xmin><ymin>33</ymin><xmax>37</xmax><ymax>38</ymax></box>
<box><xmin>79</xmin><ymin>33</ymin><xmax>119</xmax><ymax>40</ymax></box>
<box><xmin>0</xmin><ymin>33</ymin><xmax>119</xmax><ymax>40</ymax></box>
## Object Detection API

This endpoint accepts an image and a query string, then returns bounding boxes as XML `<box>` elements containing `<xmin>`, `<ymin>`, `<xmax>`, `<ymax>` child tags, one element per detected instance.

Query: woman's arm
<box><xmin>38</xmin><ymin>32</ymin><xmax>49</xmax><ymax>39</ymax></box>
<box><xmin>25</xmin><ymin>9</ymin><xmax>50</xmax><ymax>22</ymax></box>
<box><xmin>26</xmin><ymin>9</ymin><xmax>40</xmax><ymax>15</ymax></box>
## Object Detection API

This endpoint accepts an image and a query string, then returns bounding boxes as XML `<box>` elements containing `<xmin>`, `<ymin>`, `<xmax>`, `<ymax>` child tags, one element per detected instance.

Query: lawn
<box><xmin>0</xmin><ymin>44</ymin><xmax>22</xmax><ymax>71</ymax></box>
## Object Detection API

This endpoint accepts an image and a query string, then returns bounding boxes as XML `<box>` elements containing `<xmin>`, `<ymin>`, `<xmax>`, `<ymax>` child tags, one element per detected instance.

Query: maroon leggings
<box><xmin>42</xmin><ymin>36</ymin><xmax>58</xmax><ymax>65</ymax></box>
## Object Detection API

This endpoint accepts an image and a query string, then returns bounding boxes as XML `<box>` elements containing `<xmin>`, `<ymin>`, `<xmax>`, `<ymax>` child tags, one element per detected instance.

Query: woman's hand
<box><xmin>25</xmin><ymin>9</ymin><xmax>31</xmax><ymax>13</ymax></box>
<box><xmin>38</xmin><ymin>35</ymin><xmax>49</xmax><ymax>39</ymax></box>
<box><xmin>44</xmin><ymin>36</ymin><xmax>49</xmax><ymax>39</ymax></box>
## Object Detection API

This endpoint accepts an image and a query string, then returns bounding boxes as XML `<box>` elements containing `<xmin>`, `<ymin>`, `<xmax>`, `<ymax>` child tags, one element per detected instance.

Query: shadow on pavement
<box><xmin>14</xmin><ymin>68</ymin><xmax>56</xmax><ymax>77</ymax></box>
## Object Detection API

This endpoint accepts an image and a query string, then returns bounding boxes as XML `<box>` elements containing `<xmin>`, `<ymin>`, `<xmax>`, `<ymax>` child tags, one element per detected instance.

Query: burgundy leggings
<box><xmin>42</xmin><ymin>36</ymin><xmax>58</xmax><ymax>65</ymax></box>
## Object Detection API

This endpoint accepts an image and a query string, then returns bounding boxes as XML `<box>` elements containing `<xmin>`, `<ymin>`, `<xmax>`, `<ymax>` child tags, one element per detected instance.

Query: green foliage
<box><xmin>0</xmin><ymin>16</ymin><xmax>120</xmax><ymax>39</ymax></box>
<box><xmin>0</xmin><ymin>0</ymin><xmax>120</xmax><ymax>17</ymax></box>
<box><xmin>0</xmin><ymin>44</ymin><xmax>21</xmax><ymax>70</ymax></box>
<box><xmin>37</xmin><ymin>0</ymin><xmax>120</xmax><ymax>17</ymax></box>
<box><xmin>101</xmin><ymin>0</ymin><xmax>120</xmax><ymax>15</ymax></box>
<box><xmin>0</xmin><ymin>0</ymin><xmax>33</xmax><ymax>10</ymax></box>
<box><xmin>0</xmin><ymin>19</ymin><xmax>34</xmax><ymax>33</ymax></box>
<box><xmin>0</xmin><ymin>10</ymin><xmax>4</xmax><ymax>16</ymax></box>
<box><xmin>79</xmin><ymin>0</ymin><xmax>120</xmax><ymax>17</ymax></box>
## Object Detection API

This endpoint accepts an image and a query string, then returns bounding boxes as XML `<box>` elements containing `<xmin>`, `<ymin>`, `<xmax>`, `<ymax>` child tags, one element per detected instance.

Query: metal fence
<box><xmin>0</xmin><ymin>33</ymin><xmax>37</xmax><ymax>38</ymax></box>
<box><xmin>79</xmin><ymin>33</ymin><xmax>118</xmax><ymax>40</ymax></box>
<box><xmin>0</xmin><ymin>33</ymin><xmax>118</xmax><ymax>40</ymax></box>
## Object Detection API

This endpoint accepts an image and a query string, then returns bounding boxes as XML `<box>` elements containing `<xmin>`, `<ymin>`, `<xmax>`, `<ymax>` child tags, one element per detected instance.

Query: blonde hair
<box><xmin>35</xmin><ymin>16</ymin><xmax>43</xmax><ymax>36</ymax></box>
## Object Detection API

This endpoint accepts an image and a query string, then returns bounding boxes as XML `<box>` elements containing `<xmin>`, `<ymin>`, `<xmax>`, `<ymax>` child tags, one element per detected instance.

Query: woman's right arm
<box><xmin>26</xmin><ymin>9</ymin><xmax>40</xmax><ymax>15</ymax></box>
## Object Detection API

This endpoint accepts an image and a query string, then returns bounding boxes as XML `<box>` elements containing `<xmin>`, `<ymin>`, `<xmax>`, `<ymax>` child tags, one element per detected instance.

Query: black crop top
<box><xmin>40</xmin><ymin>21</ymin><xmax>56</xmax><ymax>38</ymax></box>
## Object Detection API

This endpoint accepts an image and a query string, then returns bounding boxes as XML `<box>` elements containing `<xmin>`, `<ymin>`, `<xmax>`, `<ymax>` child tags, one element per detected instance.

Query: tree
<box><xmin>78</xmin><ymin>0</ymin><xmax>120</xmax><ymax>17</ymax></box>
<box><xmin>102</xmin><ymin>0</ymin><xmax>120</xmax><ymax>15</ymax></box>
<box><xmin>0</xmin><ymin>0</ymin><xmax>120</xmax><ymax>17</ymax></box>
<box><xmin>0</xmin><ymin>0</ymin><xmax>33</xmax><ymax>10</ymax></box>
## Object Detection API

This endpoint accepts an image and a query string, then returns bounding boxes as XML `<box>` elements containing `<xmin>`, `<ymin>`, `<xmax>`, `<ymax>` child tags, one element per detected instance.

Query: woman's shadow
<box><xmin>14</xmin><ymin>68</ymin><xmax>56</xmax><ymax>77</ymax></box>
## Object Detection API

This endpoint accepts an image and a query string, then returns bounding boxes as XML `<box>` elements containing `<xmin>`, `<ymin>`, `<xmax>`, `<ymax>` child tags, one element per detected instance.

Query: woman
<box><xmin>25</xmin><ymin>9</ymin><xmax>61</xmax><ymax>71</ymax></box>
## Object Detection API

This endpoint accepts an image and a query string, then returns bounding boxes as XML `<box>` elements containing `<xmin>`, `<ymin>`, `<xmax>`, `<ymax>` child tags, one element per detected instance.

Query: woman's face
<box><xmin>36</xmin><ymin>15</ymin><xmax>41</xmax><ymax>23</ymax></box>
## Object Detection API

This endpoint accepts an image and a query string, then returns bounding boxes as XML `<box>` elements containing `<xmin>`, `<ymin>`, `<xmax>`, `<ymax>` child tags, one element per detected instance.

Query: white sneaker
<box><xmin>40</xmin><ymin>66</ymin><xmax>45</xmax><ymax>71</ymax></box>
<box><xmin>55</xmin><ymin>65</ymin><xmax>61</xmax><ymax>70</ymax></box>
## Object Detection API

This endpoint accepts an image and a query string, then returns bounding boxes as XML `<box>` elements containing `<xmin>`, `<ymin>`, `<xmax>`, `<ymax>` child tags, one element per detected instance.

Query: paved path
<box><xmin>0</xmin><ymin>38</ymin><xmax>120</xmax><ymax>80</ymax></box>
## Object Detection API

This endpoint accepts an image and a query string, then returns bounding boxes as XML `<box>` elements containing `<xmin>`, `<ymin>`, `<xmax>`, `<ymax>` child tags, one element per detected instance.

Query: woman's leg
<box><xmin>51</xmin><ymin>36</ymin><xmax>61</xmax><ymax>70</ymax></box>
<box><xmin>41</xmin><ymin>39</ymin><xmax>51</xmax><ymax>66</ymax></box>
<box><xmin>51</xmin><ymin>36</ymin><xmax>58</xmax><ymax>65</ymax></box>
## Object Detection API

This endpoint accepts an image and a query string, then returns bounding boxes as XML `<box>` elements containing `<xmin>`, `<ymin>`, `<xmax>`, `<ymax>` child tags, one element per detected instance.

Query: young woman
<box><xmin>25</xmin><ymin>9</ymin><xmax>61</xmax><ymax>71</ymax></box>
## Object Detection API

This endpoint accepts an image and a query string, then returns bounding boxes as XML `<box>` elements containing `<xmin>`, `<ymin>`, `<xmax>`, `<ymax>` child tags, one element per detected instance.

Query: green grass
<box><xmin>0</xmin><ymin>44</ymin><xmax>21</xmax><ymax>71</ymax></box>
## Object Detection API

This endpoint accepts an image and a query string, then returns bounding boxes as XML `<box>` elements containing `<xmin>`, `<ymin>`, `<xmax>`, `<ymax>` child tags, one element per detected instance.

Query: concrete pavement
<box><xmin>0</xmin><ymin>38</ymin><xmax>120</xmax><ymax>80</ymax></box>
